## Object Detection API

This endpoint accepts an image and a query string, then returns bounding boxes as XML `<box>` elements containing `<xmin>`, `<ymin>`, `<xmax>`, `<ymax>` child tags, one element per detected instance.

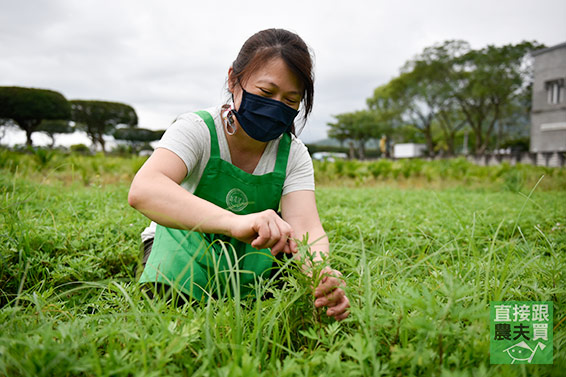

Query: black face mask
<box><xmin>233</xmin><ymin>89</ymin><xmax>299</xmax><ymax>142</ymax></box>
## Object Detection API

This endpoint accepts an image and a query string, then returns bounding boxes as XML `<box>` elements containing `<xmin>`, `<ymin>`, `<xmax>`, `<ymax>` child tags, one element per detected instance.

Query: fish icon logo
<box><xmin>503</xmin><ymin>341</ymin><xmax>547</xmax><ymax>364</ymax></box>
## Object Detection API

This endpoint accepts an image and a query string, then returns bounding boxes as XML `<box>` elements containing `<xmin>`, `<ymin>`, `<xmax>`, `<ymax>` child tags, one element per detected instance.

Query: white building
<box><xmin>530</xmin><ymin>42</ymin><xmax>566</xmax><ymax>167</ymax></box>
<box><xmin>393</xmin><ymin>143</ymin><xmax>426</xmax><ymax>159</ymax></box>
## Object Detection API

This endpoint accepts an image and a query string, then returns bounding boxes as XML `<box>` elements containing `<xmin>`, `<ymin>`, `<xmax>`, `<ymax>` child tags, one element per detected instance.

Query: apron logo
<box><xmin>226</xmin><ymin>188</ymin><xmax>248</xmax><ymax>212</ymax></box>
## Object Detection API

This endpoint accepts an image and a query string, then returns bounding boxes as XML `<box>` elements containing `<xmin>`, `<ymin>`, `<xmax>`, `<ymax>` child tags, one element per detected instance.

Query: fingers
<box><xmin>250</xmin><ymin>210</ymin><xmax>279</xmax><ymax>249</ymax></box>
<box><xmin>286</xmin><ymin>234</ymin><xmax>298</xmax><ymax>254</ymax></box>
<box><xmin>314</xmin><ymin>272</ymin><xmax>344</xmax><ymax>298</ymax></box>
<box><xmin>266</xmin><ymin>219</ymin><xmax>281</xmax><ymax>249</ymax></box>
<box><xmin>313</xmin><ymin>269</ymin><xmax>350</xmax><ymax>321</ymax></box>
<box><xmin>326</xmin><ymin>296</ymin><xmax>350</xmax><ymax>320</ymax></box>
<box><xmin>271</xmin><ymin>224</ymin><xmax>298</xmax><ymax>256</ymax></box>
<box><xmin>250</xmin><ymin>219</ymin><xmax>271</xmax><ymax>249</ymax></box>
<box><xmin>314</xmin><ymin>287</ymin><xmax>350</xmax><ymax>321</ymax></box>
<box><xmin>249</xmin><ymin>210</ymin><xmax>296</xmax><ymax>255</ymax></box>
<box><xmin>334</xmin><ymin>308</ymin><xmax>350</xmax><ymax>321</ymax></box>
<box><xmin>270</xmin><ymin>233</ymin><xmax>288</xmax><ymax>256</ymax></box>
<box><xmin>314</xmin><ymin>282</ymin><xmax>345</xmax><ymax>306</ymax></box>
<box><xmin>273</xmin><ymin>216</ymin><xmax>296</xmax><ymax>254</ymax></box>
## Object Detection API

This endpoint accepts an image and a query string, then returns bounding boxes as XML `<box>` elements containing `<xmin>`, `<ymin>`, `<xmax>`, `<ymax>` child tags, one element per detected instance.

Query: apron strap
<box><xmin>195</xmin><ymin>110</ymin><xmax>220</xmax><ymax>158</ymax></box>
<box><xmin>273</xmin><ymin>133</ymin><xmax>291</xmax><ymax>176</ymax></box>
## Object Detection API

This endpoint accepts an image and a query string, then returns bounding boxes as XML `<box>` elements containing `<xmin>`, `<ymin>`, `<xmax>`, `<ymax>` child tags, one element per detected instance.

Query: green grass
<box><xmin>0</xmin><ymin>151</ymin><xmax>565</xmax><ymax>376</ymax></box>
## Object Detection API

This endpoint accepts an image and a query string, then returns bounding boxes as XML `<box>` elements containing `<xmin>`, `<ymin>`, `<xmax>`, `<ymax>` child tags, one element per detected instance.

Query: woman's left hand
<box><xmin>313</xmin><ymin>267</ymin><xmax>350</xmax><ymax>321</ymax></box>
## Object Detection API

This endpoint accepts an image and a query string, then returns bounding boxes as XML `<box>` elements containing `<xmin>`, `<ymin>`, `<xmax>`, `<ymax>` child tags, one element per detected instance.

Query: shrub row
<box><xmin>313</xmin><ymin>157</ymin><xmax>566</xmax><ymax>191</ymax></box>
<box><xmin>1</xmin><ymin>148</ymin><xmax>564</xmax><ymax>191</ymax></box>
<box><xmin>0</xmin><ymin>147</ymin><xmax>147</xmax><ymax>185</ymax></box>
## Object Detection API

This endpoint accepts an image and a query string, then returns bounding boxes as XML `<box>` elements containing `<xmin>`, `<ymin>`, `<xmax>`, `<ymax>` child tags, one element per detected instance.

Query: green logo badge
<box><xmin>490</xmin><ymin>301</ymin><xmax>553</xmax><ymax>364</ymax></box>
<box><xmin>226</xmin><ymin>188</ymin><xmax>248</xmax><ymax>212</ymax></box>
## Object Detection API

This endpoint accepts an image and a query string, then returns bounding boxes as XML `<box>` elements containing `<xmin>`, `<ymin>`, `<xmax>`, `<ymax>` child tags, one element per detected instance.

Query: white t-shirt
<box><xmin>140</xmin><ymin>105</ymin><xmax>315</xmax><ymax>241</ymax></box>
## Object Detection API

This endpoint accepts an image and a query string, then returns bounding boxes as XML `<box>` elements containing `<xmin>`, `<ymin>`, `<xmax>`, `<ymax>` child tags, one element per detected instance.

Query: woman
<box><xmin>128</xmin><ymin>28</ymin><xmax>349</xmax><ymax>321</ymax></box>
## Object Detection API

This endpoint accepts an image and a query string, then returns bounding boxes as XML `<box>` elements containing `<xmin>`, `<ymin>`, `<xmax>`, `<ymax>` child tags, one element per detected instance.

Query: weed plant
<box><xmin>0</xmin><ymin>151</ymin><xmax>564</xmax><ymax>376</ymax></box>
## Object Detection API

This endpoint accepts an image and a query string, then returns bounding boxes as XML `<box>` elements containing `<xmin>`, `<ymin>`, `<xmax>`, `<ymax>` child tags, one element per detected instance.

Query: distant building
<box><xmin>311</xmin><ymin>151</ymin><xmax>348</xmax><ymax>162</ymax></box>
<box><xmin>531</xmin><ymin>42</ymin><xmax>566</xmax><ymax>167</ymax></box>
<box><xmin>393</xmin><ymin>143</ymin><xmax>426</xmax><ymax>159</ymax></box>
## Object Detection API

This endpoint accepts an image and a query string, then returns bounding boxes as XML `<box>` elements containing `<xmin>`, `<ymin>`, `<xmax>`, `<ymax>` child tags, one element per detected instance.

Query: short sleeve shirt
<box><xmin>140</xmin><ymin>105</ymin><xmax>314</xmax><ymax>241</ymax></box>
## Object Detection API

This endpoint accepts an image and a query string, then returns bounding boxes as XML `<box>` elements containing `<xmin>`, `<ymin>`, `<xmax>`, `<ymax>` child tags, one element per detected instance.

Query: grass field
<box><xmin>0</xmin><ymin>150</ymin><xmax>565</xmax><ymax>376</ymax></box>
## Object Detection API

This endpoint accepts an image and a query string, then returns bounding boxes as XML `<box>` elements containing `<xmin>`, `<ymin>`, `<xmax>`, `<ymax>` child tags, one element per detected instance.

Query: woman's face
<box><xmin>229</xmin><ymin>57</ymin><xmax>303</xmax><ymax>111</ymax></box>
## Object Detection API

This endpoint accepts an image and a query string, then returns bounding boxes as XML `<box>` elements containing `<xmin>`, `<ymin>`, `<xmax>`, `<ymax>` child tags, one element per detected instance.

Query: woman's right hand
<box><xmin>229</xmin><ymin>209</ymin><xmax>298</xmax><ymax>256</ymax></box>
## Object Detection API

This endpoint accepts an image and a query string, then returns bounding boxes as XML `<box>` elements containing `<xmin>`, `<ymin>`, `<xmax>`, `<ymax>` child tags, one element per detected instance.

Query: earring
<box><xmin>223</xmin><ymin>107</ymin><xmax>237</xmax><ymax>136</ymax></box>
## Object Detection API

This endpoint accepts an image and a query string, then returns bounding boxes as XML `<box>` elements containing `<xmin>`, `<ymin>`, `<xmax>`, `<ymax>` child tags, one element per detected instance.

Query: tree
<box><xmin>384</xmin><ymin>72</ymin><xmax>439</xmax><ymax>155</ymax></box>
<box><xmin>366</xmin><ymin>81</ymin><xmax>411</xmax><ymax>144</ymax></box>
<box><xmin>369</xmin><ymin>41</ymin><xmax>471</xmax><ymax>156</ymax></box>
<box><xmin>328</xmin><ymin>109</ymin><xmax>392</xmax><ymax>159</ymax></box>
<box><xmin>436</xmin><ymin>106</ymin><xmax>468</xmax><ymax>156</ymax></box>
<box><xmin>71</xmin><ymin>100</ymin><xmax>138</xmax><ymax>152</ymax></box>
<box><xmin>0</xmin><ymin>87</ymin><xmax>71</xmax><ymax>146</ymax></box>
<box><xmin>37</xmin><ymin>120</ymin><xmax>74</xmax><ymax>148</ymax></box>
<box><xmin>498</xmin><ymin>89</ymin><xmax>532</xmax><ymax>146</ymax></box>
<box><xmin>113</xmin><ymin>127</ymin><xmax>164</xmax><ymax>153</ymax></box>
<box><xmin>408</xmin><ymin>41</ymin><xmax>471</xmax><ymax>156</ymax></box>
<box><xmin>451</xmin><ymin>41</ymin><xmax>543</xmax><ymax>155</ymax></box>
<box><xmin>366</xmin><ymin>40</ymin><xmax>542</xmax><ymax>156</ymax></box>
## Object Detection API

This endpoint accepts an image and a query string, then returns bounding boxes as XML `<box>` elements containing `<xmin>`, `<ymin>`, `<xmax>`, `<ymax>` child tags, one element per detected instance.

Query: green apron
<box><xmin>139</xmin><ymin>110</ymin><xmax>290</xmax><ymax>301</ymax></box>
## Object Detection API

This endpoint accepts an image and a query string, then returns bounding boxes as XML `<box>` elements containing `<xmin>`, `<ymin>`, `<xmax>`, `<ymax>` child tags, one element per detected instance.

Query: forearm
<box><xmin>128</xmin><ymin>171</ymin><xmax>236</xmax><ymax>236</ymax></box>
<box><xmin>281</xmin><ymin>190</ymin><xmax>330</xmax><ymax>268</ymax></box>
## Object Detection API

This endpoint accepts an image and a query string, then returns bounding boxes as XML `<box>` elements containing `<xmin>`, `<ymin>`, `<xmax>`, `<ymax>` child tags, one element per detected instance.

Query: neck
<box><xmin>223</xmin><ymin>115</ymin><xmax>267</xmax><ymax>173</ymax></box>
<box><xmin>226</xmin><ymin>127</ymin><xmax>266</xmax><ymax>154</ymax></box>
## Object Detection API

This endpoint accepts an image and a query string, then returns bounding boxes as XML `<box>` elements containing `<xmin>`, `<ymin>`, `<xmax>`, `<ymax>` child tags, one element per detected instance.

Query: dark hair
<box><xmin>229</xmin><ymin>28</ymin><xmax>315</xmax><ymax>132</ymax></box>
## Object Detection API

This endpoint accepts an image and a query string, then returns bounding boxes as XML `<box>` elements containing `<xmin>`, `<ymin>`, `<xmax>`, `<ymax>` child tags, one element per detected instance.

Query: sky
<box><xmin>1</xmin><ymin>0</ymin><xmax>565</xmax><ymax>147</ymax></box>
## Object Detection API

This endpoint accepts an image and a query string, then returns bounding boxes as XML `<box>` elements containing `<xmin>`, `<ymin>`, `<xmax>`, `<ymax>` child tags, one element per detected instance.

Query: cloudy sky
<box><xmin>1</xmin><ymin>0</ymin><xmax>565</xmax><ymax>146</ymax></box>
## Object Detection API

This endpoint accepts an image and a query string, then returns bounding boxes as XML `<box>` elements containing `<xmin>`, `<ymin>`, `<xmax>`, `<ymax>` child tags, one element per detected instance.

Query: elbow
<box><xmin>128</xmin><ymin>184</ymin><xmax>142</xmax><ymax>209</ymax></box>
